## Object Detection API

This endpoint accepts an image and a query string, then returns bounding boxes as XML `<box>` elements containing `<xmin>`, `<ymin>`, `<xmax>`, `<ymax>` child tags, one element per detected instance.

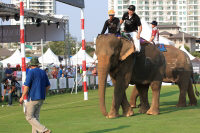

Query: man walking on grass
<box><xmin>19</xmin><ymin>57</ymin><xmax>51</xmax><ymax>133</ymax></box>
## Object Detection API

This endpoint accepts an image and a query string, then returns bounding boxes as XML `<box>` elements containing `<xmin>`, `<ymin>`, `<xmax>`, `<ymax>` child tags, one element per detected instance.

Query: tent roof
<box><xmin>0</xmin><ymin>49</ymin><xmax>30</xmax><ymax>67</ymax></box>
<box><xmin>140</xmin><ymin>18</ymin><xmax>175</xmax><ymax>46</ymax></box>
<box><xmin>180</xmin><ymin>45</ymin><xmax>195</xmax><ymax>60</ymax></box>
<box><xmin>38</xmin><ymin>48</ymin><xmax>59</xmax><ymax>64</ymax></box>
<box><xmin>0</xmin><ymin>48</ymin><xmax>14</xmax><ymax>56</ymax></box>
<box><xmin>70</xmin><ymin>48</ymin><xmax>96</xmax><ymax>65</ymax></box>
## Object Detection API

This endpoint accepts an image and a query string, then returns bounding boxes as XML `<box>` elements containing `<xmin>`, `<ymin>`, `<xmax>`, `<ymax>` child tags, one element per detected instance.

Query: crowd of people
<box><xmin>45</xmin><ymin>64</ymin><xmax>98</xmax><ymax>79</ymax></box>
<box><xmin>1</xmin><ymin>62</ymin><xmax>98</xmax><ymax>106</ymax></box>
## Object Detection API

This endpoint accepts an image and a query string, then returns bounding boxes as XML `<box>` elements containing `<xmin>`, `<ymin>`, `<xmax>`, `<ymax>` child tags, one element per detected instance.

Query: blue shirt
<box><xmin>24</xmin><ymin>68</ymin><xmax>50</xmax><ymax>101</ymax></box>
<box><xmin>59</xmin><ymin>69</ymin><xmax>62</xmax><ymax>77</ymax></box>
<box><xmin>26</xmin><ymin>68</ymin><xmax>30</xmax><ymax>75</ymax></box>
<box><xmin>5</xmin><ymin>68</ymin><xmax>13</xmax><ymax>80</ymax></box>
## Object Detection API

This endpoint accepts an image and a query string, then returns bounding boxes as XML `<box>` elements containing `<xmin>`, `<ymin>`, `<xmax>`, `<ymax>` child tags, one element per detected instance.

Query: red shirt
<box><xmin>152</xmin><ymin>27</ymin><xmax>159</xmax><ymax>41</ymax></box>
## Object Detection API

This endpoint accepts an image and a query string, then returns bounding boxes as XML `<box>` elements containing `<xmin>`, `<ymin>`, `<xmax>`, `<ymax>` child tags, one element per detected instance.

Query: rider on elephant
<box><xmin>101</xmin><ymin>10</ymin><xmax>121</xmax><ymax>39</ymax></box>
<box><xmin>149</xmin><ymin>21</ymin><xmax>160</xmax><ymax>46</ymax></box>
<box><xmin>120</xmin><ymin>5</ymin><xmax>142</xmax><ymax>53</ymax></box>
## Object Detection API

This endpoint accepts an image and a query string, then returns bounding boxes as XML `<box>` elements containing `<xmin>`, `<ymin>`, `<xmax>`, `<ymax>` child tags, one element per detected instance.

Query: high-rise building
<box><xmin>11</xmin><ymin>0</ymin><xmax>56</xmax><ymax>25</ymax></box>
<box><xmin>108</xmin><ymin>0</ymin><xmax>200</xmax><ymax>38</ymax></box>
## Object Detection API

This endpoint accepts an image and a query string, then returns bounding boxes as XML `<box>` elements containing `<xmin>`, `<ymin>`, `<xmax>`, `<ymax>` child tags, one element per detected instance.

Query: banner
<box><xmin>56</xmin><ymin>0</ymin><xmax>85</xmax><ymax>8</ymax></box>
<box><xmin>68</xmin><ymin>78</ymin><xmax>74</xmax><ymax>88</ymax></box>
<box><xmin>59</xmin><ymin>78</ymin><xmax>67</xmax><ymax>89</ymax></box>
<box><xmin>49</xmin><ymin>79</ymin><xmax>57</xmax><ymax>90</ymax></box>
<box><xmin>0</xmin><ymin>23</ymin><xmax>65</xmax><ymax>43</ymax></box>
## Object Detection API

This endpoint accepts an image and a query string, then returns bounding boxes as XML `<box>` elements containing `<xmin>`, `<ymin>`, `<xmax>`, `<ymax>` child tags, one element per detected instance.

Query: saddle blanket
<box><xmin>158</xmin><ymin>43</ymin><xmax>167</xmax><ymax>52</ymax></box>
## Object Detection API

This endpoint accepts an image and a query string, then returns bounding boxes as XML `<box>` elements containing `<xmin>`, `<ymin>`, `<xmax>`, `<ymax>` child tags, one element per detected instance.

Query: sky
<box><xmin>1</xmin><ymin>0</ymin><xmax>108</xmax><ymax>42</ymax></box>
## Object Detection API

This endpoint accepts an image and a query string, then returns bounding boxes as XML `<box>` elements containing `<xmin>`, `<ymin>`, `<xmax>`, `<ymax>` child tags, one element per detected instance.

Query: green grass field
<box><xmin>0</xmin><ymin>85</ymin><xmax>200</xmax><ymax>133</ymax></box>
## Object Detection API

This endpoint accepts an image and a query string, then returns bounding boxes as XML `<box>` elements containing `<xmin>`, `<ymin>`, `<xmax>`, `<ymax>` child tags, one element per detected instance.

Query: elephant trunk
<box><xmin>98</xmin><ymin>56</ymin><xmax>110</xmax><ymax>116</ymax></box>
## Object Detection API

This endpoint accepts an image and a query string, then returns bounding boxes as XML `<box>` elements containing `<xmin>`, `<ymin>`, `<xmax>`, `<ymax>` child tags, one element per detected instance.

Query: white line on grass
<box><xmin>0</xmin><ymin>100</ymin><xmax>84</xmax><ymax>119</ymax></box>
<box><xmin>0</xmin><ymin>113</ymin><xmax>21</xmax><ymax>119</ymax></box>
<box><xmin>41</xmin><ymin>100</ymin><xmax>84</xmax><ymax>110</ymax></box>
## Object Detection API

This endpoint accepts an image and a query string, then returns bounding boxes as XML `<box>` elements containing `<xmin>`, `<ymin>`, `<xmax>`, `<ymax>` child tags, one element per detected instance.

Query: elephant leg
<box><xmin>121</xmin><ymin>92</ymin><xmax>134</xmax><ymax>117</ymax></box>
<box><xmin>130</xmin><ymin>86</ymin><xmax>140</xmax><ymax>108</ymax></box>
<box><xmin>107</xmin><ymin>77</ymin><xmax>126</xmax><ymax>118</ymax></box>
<box><xmin>187</xmin><ymin>81</ymin><xmax>197</xmax><ymax>106</ymax></box>
<box><xmin>176</xmin><ymin>80</ymin><xmax>189</xmax><ymax>107</ymax></box>
<box><xmin>136</xmin><ymin>84</ymin><xmax>150</xmax><ymax>113</ymax></box>
<box><xmin>146</xmin><ymin>81</ymin><xmax>161</xmax><ymax>115</ymax></box>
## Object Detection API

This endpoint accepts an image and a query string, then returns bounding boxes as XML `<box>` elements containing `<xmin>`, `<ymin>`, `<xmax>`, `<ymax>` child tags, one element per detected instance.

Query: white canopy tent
<box><xmin>38</xmin><ymin>48</ymin><xmax>60</xmax><ymax>65</ymax></box>
<box><xmin>69</xmin><ymin>48</ymin><xmax>96</xmax><ymax>65</ymax></box>
<box><xmin>140</xmin><ymin>18</ymin><xmax>175</xmax><ymax>46</ymax></box>
<box><xmin>93</xmin><ymin>53</ymin><xmax>97</xmax><ymax>60</ymax></box>
<box><xmin>0</xmin><ymin>49</ymin><xmax>30</xmax><ymax>67</ymax></box>
<box><xmin>180</xmin><ymin>45</ymin><xmax>195</xmax><ymax>60</ymax></box>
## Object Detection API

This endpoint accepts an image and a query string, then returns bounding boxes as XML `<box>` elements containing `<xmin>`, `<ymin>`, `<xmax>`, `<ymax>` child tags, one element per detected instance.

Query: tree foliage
<box><xmin>191</xmin><ymin>52</ymin><xmax>200</xmax><ymax>58</ymax></box>
<box><xmin>179</xmin><ymin>45</ymin><xmax>190</xmax><ymax>52</ymax></box>
<box><xmin>43</xmin><ymin>36</ymin><xmax>76</xmax><ymax>55</ymax></box>
<box><xmin>43</xmin><ymin>36</ymin><xmax>95</xmax><ymax>57</ymax></box>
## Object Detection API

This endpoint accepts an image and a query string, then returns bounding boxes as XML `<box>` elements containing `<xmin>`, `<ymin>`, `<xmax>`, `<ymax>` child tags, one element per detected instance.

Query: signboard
<box><xmin>56</xmin><ymin>0</ymin><xmax>85</xmax><ymax>8</ymax></box>
<box><xmin>59</xmin><ymin>78</ymin><xmax>67</xmax><ymax>89</ymax></box>
<box><xmin>0</xmin><ymin>23</ymin><xmax>65</xmax><ymax>43</ymax></box>
<box><xmin>49</xmin><ymin>79</ymin><xmax>57</xmax><ymax>90</ymax></box>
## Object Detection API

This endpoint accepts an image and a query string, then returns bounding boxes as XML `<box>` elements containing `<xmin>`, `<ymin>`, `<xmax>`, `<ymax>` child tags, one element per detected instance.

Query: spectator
<box><xmin>59</xmin><ymin>64</ymin><xmax>63</xmax><ymax>77</ymax></box>
<box><xmin>67</xmin><ymin>67</ymin><xmax>73</xmax><ymax>77</ymax></box>
<box><xmin>19</xmin><ymin>57</ymin><xmax>51</xmax><ymax>133</ymax></box>
<box><xmin>77</xmin><ymin>65</ymin><xmax>80</xmax><ymax>75</ymax></box>
<box><xmin>45</xmin><ymin>68</ymin><xmax>51</xmax><ymax>79</ymax></box>
<box><xmin>1</xmin><ymin>77</ymin><xmax>21</xmax><ymax>106</ymax></box>
<box><xmin>5</xmin><ymin>63</ymin><xmax>13</xmax><ymax>80</ymax></box>
<box><xmin>15</xmin><ymin>64</ymin><xmax>22</xmax><ymax>81</ymax></box>
<box><xmin>61</xmin><ymin>73</ymin><xmax>65</xmax><ymax>78</ymax></box>
<box><xmin>51</xmin><ymin>66</ymin><xmax>58</xmax><ymax>79</ymax></box>
<box><xmin>92</xmin><ymin>67</ymin><xmax>98</xmax><ymax>76</ymax></box>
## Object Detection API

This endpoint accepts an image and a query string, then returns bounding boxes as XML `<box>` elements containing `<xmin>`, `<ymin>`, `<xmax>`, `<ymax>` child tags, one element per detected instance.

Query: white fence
<box><xmin>1</xmin><ymin>75</ymin><xmax>113</xmax><ymax>96</ymax></box>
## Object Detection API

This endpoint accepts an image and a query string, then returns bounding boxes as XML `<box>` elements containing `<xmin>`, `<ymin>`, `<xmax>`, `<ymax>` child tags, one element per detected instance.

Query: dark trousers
<box><xmin>8</xmin><ymin>93</ymin><xmax>12</xmax><ymax>105</ymax></box>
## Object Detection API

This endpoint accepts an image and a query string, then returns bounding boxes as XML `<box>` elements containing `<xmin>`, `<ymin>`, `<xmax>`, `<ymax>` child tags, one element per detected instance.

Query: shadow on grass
<box><xmin>131</xmin><ymin>99</ymin><xmax>200</xmax><ymax>115</ymax></box>
<box><xmin>159</xmin><ymin>99</ymin><xmax>200</xmax><ymax>115</ymax></box>
<box><xmin>86</xmin><ymin>125</ymin><xmax>130</xmax><ymax>133</ymax></box>
<box><xmin>160</xmin><ymin>90</ymin><xmax>179</xmax><ymax>98</ymax></box>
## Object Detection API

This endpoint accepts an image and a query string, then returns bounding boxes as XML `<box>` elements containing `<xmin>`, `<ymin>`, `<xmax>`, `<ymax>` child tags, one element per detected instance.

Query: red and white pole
<box><xmin>20</xmin><ymin>0</ymin><xmax>27</xmax><ymax>110</ymax></box>
<box><xmin>81</xmin><ymin>8</ymin><xmax>88</xmax><ymax>100</ymax></box>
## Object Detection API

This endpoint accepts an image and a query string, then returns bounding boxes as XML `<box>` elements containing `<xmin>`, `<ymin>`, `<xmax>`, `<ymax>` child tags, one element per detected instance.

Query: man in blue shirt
<box><xmin>19</xmin><ymin>57</ymin><xmax>51</xmax><ymax>133</ymax></box>
<box><xmin>5</xmin><ymin>63</ymin><xmax>13</xmax><ymax>80</ymax></box>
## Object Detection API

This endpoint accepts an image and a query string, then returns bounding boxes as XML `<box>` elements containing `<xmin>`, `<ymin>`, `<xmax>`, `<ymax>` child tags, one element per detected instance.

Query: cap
<box><xmin>108</xmin><ymin>10</ymin><xmax>115</xmax><ymax>15</ymax></box>
<box><xmin>128</xmin><ymin>5</ymin><xmax>136</xmax><ymax>11</ymax></box>
<box><xmin>151</xmin><ymin>21</ymin><xmax>158</xmax><ymax>26</ymax></box>
<box><xmin>16</xmin><ymin>64</ymin><xmax>20</xmax><ymax>68</ymax></box>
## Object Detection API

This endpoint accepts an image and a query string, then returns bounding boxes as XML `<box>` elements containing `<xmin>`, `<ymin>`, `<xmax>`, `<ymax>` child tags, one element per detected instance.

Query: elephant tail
<box><xmin>191</xmin><ymin>75</ymin><xmax>200</xmax><ymax>97</ymax></box>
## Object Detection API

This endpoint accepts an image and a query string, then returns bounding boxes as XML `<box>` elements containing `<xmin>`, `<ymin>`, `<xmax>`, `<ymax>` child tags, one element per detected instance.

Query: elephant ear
<box><xmin>119</xmin><ymin>38</ymin><xmax>134</xmax><ymax>61</ymax></box>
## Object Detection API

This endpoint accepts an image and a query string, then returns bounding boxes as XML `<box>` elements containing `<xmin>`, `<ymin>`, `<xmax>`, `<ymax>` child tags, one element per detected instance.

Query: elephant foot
<box><xmin>130</xmin><ymin>103</ymin><xmax>141</xmax><ymax>108</ymax></box>
<box><xmin>123</xmin><ymin>107</ymin><xmax>134</xmax><ymax>117</ymax></box>
<box><xmin>176</xmin><ymin>103</ymin><xmax>187</xmax><ymax>107</ymax></box>
<box><xmin>138</xmin><ymin>105</ymin><xmax>150</xmax><ymax>114</ymax></box>
<box><xmin>106</xmin><ymin>112</ymin><xmax>120</xmax><ymax>118</ymax></box>
<box><xmin>188</xmin><ymin>102</ymin><xmax>197</xmax><ymax>106</ymax></box>
<box><xmin>146</xmin><ymin>108</ymin><xmax>159</xmax><ymax>115</ymax></box>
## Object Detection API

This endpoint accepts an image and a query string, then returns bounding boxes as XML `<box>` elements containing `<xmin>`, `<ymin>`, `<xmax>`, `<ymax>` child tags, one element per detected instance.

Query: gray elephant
<box><xmin>96</xmin><ymin>34</ymin><xmax>166</xmax><ymax>118</ymax></box>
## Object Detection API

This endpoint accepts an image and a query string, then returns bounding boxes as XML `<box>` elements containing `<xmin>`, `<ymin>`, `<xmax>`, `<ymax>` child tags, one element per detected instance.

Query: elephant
<box><xmin>96</xmin><ymin>34</ymin><xmax>166</xmax><ymax>118</ymax></box>
<box><xmin>130</xmin><ymin>45</ymin><xmax>199</xmax><ymax>108</ymax></box>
